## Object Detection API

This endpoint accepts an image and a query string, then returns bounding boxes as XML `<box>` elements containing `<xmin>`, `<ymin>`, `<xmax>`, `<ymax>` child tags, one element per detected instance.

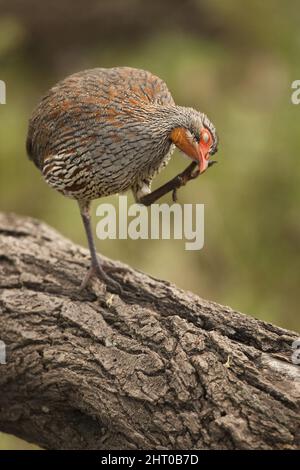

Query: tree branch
<box><xmin>0</xmin><ymin>212</ymin><xmax>299</xmax><ymax>450</ymax></box>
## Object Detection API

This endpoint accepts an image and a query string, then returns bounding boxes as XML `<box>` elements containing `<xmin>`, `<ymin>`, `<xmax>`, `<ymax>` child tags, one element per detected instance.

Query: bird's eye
<box><xmin>201</xmin><ymin>129</ymin><xmax>211</xmax><ymax>144</ymax></box>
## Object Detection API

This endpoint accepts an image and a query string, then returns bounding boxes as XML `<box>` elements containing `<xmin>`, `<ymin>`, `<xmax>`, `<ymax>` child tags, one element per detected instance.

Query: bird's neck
<box><xmin>143</xmin><ymin>104</ymin><xmax>192</xmax><ymax>139</ymax></box>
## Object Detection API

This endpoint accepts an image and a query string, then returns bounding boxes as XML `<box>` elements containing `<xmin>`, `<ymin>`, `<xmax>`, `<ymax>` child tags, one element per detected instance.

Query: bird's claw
<box><xmin>171</xmin><ymin>160</ymin><xmax>216</xmax><ymax>203</ymax></box>
<box><xmin>172</xmin><ymin>188</ymin><xmax>178</xmax><ymax>202</ymax></box>
<box><xmin>80</xmin><ymin>263</ymin><xmax>124</xmax><ymax>295</ymax></box>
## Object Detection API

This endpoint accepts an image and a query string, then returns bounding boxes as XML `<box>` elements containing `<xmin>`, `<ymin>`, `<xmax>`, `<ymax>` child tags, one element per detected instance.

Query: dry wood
<box><xmin>0</xmin><ymin>212</ymin><xmax>299</xmax><ymax>450</ymax></box>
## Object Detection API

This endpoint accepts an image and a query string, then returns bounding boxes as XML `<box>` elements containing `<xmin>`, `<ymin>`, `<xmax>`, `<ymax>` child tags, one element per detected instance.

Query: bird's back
<box><xmin>26</xmin><ymin>67</ymin><xmax>175</xmax><ymax>200</ymax></box>
<box><xmin>27</xmin><ymin>67</ymin><xmax>174</xmax><ymax>168</ymax></box>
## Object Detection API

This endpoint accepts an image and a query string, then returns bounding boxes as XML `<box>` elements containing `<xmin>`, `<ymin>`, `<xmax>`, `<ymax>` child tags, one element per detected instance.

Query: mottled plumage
<box><xmin>27</xmin><ymin>67</ymin><xmax>218</xmax><ymax>292</ymax></box>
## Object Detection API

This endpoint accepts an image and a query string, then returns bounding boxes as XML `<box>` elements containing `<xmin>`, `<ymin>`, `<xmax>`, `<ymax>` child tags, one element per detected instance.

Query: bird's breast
<box><xmin>89</xmin><ymin>134</ymin><xmax>173</xmax><ymax>195</ymax></box>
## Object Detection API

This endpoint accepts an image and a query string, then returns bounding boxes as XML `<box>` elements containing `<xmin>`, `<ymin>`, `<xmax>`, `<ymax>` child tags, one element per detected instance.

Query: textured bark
<box><xmin>0</xmin><ymin>212</ymin><xmax>299</xmax><ymax>450</ymax></box>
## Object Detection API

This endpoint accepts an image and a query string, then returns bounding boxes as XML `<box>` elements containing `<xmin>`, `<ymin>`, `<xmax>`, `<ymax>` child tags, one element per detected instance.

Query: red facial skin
<box><xmin>197</xmin><ymin>128</ymin><xmax>213</xmax><ymax>173</ymax></box>
<box><xmin>170</xmin><ymin>127</ymin><xmax>213</xmax><ymax>173</ymax></box>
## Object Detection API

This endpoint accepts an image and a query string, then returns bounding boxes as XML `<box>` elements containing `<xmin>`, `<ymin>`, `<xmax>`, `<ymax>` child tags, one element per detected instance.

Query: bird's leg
<box><xmin>139</xmin><ymin>160</ymin><xmax>217</xmax><ymax>206</ymax></box>
<box><xmin>138</xmin><ymin>162</ymin><xmax>197</xmax><ymax>206</ymax></box>
<box><xmin>78</xmin><ymin>200</ymin><xmax>123</xmax><ymax>294</ymax></box>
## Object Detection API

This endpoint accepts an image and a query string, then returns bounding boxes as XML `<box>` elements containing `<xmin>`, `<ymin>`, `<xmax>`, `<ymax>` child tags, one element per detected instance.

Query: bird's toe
<box><xmin>79</xmin><ymin>262</ymin><xmax>124</xmax><ymax>295</ymax></box>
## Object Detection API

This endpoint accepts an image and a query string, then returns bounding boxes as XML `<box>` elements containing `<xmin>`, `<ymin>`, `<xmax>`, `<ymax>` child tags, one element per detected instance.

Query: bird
<box><xmin>26</xmin><ymin>67</ymin><xmax>218</xmax><ymax>293</ymax></box>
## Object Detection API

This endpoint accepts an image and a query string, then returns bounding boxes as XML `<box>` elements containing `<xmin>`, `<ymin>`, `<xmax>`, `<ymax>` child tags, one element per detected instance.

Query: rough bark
<box><xmin>0</xmin><ymin>212</ymin><xmax>299</xmax><ymax>450</ymax></box>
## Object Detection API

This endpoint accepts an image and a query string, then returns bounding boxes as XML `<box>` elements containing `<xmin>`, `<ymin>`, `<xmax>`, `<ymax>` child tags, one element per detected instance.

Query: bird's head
<box><xmin>170</xmin><ymin>109</ymin><xmax>218</xmax><ymax>174</ymax></box>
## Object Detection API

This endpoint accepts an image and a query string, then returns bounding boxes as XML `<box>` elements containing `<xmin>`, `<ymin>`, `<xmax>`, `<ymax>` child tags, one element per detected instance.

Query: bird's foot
<box><xmin>172</xmin><ymin>160</ymin><xmax>217</xmax><ymax>201</ymax></box>
<box><xmin>172</xmin><ymin>164</ymin><xmax>200</xmax><ymax>201</ymax></box>
<box><xmin>80</xmin><ymin>261</ymin><xmax>124</xmax><ymax>295</ymax></box>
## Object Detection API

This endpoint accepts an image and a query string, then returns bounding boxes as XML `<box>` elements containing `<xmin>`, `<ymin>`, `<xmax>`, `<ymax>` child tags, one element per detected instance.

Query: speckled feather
<box><xmin>27</xmin><ymin>67</ymin><xmax>217</xmax><ymax>202</ymax></box>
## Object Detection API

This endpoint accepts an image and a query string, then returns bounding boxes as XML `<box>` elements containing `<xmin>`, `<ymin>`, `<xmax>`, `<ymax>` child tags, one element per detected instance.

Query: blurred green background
<box><xmin>0</xmin><ymin>0</ymin><xmax>299</xmax><ymax>450</ymax></box>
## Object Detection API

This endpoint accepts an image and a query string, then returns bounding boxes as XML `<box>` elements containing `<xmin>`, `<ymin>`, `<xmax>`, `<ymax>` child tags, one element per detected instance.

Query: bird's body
<box><xmin>27</xmin><ymin>66</ymin><xmax>218</xmax><ymax>292</ymax></box>
<box><xmin>28</xmin><ymin>67</ymin><xmax>176</xmax><ymax>201</ymax></box>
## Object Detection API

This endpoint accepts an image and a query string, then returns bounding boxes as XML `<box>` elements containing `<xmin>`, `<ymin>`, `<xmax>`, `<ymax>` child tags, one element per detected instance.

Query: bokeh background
<box><xmin>0</xmin><ymin>0</ymin><xmax>299</xmax><ymax>449</ymax></box>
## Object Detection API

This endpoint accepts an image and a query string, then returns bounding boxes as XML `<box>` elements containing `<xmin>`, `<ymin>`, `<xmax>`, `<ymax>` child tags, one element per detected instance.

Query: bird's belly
<box><xmin>90</xmin><ymin>143</ymin><xmax>173</xmax><ymax>198</ymax></box>
<box><xmin>43</xmin><ymin>141</ymin><xmax>173</xmax><ymax>201</ymax></box>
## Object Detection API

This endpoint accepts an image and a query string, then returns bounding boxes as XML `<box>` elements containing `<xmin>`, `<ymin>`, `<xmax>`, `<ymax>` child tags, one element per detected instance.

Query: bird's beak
<box><xmin>197</xmin><ymin>140</ymin><xmax>210</xmax><ymax>174</ymax></box>
<box><xmin>170</xmin><ymin>128</ymin><xmax>210</xmax><ymax>174</ymax></box>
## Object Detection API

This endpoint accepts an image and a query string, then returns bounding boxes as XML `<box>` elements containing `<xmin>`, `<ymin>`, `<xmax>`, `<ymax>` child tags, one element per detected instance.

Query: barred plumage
<box><xmin>27</xmin><ymin>67</ymin><xmax>218</xmax><ymax>292</ymax></box>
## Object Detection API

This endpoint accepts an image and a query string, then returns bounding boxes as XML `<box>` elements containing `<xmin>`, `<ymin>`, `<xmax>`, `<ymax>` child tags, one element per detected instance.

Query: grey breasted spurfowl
<box><xmin>27</xmin><ymin>67</ymin><xmax>218</xmax><ymax>293</ymax></box>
